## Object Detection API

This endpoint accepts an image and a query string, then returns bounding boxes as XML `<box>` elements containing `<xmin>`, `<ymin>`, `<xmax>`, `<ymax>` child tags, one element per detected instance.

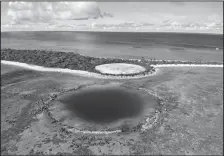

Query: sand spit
<box><xmin>1</xmin><ymin>60</ymin><xmax>157</xmax><ymax>79</ymax></box>
<box><xmin>152</xmin><ymin>64</ymin><xmax>223</xmax><ymax>67</ymax></box>
<box><xmin>86</xmin><ymin>56</ymin><xmax>223</xmax><ymax>64</ymax></box>
<box><xmin>1</xmin><ymin>60</ymin><xmax>223</xmax><ymax>80</ymax></box>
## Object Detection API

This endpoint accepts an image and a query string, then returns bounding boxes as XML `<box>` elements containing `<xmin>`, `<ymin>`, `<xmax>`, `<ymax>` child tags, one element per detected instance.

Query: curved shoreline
<box><xmin>95</xmin><ymin>63</ymin><xmax>147</xmax><ymax>75</ymax></box>
<box><xmin>42</xmin><ymin>85</ymin><xmax>161</xmax><ymax>135</ymax></box>
<box><xmin>1</xmin><ymin>60</ymin><xmax>223</xmax><ymax>80</ymax></box>
<box><xmin>1</xmin><ymin>48</ymin><xmax>155</xmax><ymax>77</ymax></box>
<box><xmin>152</xmin><ymin>64</ymin><xmax>223</xmax><ymax>68</ymax></box>
<box><xmin>1</xmin><ymin>60</ymin><xmax>158</xmax><ymax>79</ymax></box>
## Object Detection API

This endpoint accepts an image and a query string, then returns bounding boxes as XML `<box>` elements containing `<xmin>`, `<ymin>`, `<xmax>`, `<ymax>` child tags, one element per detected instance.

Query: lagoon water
<box><xmin>58</xmin><ymin>85</ymin><xmax>146</xmax><ymax>123</ymax></box>
<box><xmin>1</xmin><ymin>31</ymin><xmax>223</xmax><ymax>62</ymax></box>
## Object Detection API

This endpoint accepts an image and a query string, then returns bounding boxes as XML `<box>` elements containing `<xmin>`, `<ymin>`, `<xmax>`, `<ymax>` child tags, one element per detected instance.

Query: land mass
<box><xmin>1</xmin><ymin>49</ymin><xmax>223</xmax><ymax>78</ymax></box>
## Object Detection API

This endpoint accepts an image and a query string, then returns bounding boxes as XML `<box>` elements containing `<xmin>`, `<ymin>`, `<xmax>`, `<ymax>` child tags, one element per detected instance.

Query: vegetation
<box><xmin>1</xmin><ymin>48</ymin><xmax>222</xmax><ymax>77</ymax></box>
<box><xmin>1</xmin><ymin>48</ymin><xmax>154</xmax><ymax>76</ymax></box>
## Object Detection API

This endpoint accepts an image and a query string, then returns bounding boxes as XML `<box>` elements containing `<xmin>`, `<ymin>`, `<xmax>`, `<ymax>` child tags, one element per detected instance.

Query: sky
<box><xmin>1</xmin><ymin>2</ymin><xmax>223</xmax><ymax>33</ymax></box>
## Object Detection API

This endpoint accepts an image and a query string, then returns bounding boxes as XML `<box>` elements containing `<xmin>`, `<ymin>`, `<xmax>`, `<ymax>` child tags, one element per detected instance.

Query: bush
<box><xmin>2</xmin><ymin>48</ymin><xmax>221</xmax><ymax>77</ymax></box>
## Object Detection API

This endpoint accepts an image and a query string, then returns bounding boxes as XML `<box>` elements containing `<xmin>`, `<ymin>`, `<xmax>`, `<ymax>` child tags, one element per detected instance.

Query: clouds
<box><xmin>1</xmin><ymin>2</ymin><xmax>112</xmax><ymax>24</ymax></box>
<box><xmin>1</xmin><ymin>2</ymin><xmax>223</xmax><ymax>33</ymax></box>
<box><xmin>51</xmin><ymin>2</ymin><xmax>101</xmax><ymax>20</ymax></box>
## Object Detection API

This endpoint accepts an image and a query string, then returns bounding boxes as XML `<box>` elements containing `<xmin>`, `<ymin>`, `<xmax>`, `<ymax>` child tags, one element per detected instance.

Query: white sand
<box><xmin>152</xmin><ymin>64</ymin><xmax>223</xmax><ymax>67</ymax></box>
<box><xmin>1</xmin><ymin>60</ymin><xmax>157</xmax><ymax>79</ymax></box>
<box><xmin>67</xmin><ymin>128</ymin><xmax>121</xmax><ymax>134</ymax></box>
<box><xmin>1</xmin><ymin>60</ymin><xmax>223</xmax><ymax>80</ymax></box>
<box><xmin>95</xmin><ymin>63</ymin><xmax>146</xmax><ymax>75</ymax></box>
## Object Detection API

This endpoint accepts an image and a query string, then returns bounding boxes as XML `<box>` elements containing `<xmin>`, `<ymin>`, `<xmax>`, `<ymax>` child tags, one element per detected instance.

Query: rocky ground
<box><xmin>1</xmin><ymin>63</ymin><xmax>223</xmax><ymax>155</ymax></box>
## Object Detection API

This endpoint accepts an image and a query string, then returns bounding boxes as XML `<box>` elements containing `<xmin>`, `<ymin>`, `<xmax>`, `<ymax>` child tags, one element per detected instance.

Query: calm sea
<box><xmin>1</xmin><ymin>31</ymin><xmax>223</xmax><ymax>62</ymax></box>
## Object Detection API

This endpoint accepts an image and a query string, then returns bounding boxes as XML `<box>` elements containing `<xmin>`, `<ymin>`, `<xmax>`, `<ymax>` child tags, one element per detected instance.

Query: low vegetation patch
<box><xmin>1</xmin><ymin>49</ymin><xmax>154</xmax><ymax>76</ymax></box>
<box><xmin>1</xmin><ymin>48</ymin><xmax>222</xmax><ymax>78</ymax></box>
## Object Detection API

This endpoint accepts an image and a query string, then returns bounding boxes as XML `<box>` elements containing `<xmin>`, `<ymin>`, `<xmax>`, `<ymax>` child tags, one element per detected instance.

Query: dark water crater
<box><xmin>58</xmin><ymin>85</ymin><xmax>149</xmax><ymax>124</ymax></box>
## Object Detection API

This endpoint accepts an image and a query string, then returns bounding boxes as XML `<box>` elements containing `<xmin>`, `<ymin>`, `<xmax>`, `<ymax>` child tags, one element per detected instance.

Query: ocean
<box><xmin>1</xmin><ymin>31</ymin><xmax>223</xmax><ymax>62</ymax></box>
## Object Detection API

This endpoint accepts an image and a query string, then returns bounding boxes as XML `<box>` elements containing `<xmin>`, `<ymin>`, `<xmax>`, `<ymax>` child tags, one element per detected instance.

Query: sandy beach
<box><xmin>1</xmin><ymin>60</ymin><xmax>158</xmax><ymax>79</ymax></box>
<box><xmin>1</xmin><ymin>60</ymin><xmax>223</xmax><ymax>80</ymax></box>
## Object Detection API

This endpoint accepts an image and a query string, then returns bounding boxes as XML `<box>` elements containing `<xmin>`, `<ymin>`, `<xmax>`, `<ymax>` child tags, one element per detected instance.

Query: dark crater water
<box><xmin>58</xmin><ymin>85</ymin><xmax>144</xmax><ymax>124</ymax></box>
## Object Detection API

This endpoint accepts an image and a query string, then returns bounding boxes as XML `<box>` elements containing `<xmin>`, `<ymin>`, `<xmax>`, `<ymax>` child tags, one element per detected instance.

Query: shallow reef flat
<box><xmin>1</xmin><ymin>63</ymin><xmax>223</xmax><ymax>155</ymax></box>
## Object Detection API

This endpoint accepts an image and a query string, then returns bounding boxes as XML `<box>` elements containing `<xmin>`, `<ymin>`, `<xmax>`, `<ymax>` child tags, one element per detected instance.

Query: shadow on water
<box><xmin>59</xmin><ymin>86</ymin><xmax>144</xmax><ymax>124</ymax></box>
